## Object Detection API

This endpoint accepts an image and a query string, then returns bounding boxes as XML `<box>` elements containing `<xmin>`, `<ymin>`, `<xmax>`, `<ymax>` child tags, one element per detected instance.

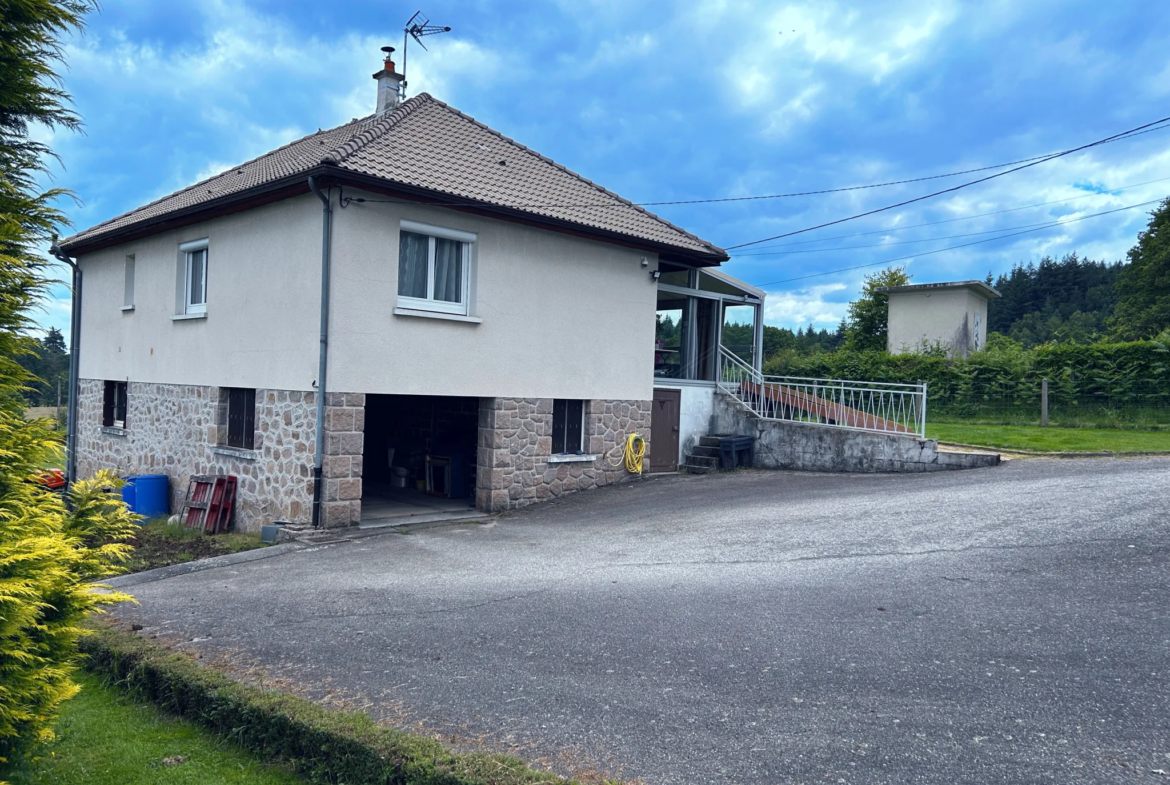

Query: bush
<box><xmin>762</xmin><ymin>337</ymin><xmax>1170</xmax><ymax>425</ymax></box>
<box><xmin>79</xmin><ymin>625</ymin><xmax>588</xmax><ymax>785</ymax></box>
<box><xmin>0</xmin><ymin>460</ymin><xmax>138</xmax><ymax>766</ymax></box>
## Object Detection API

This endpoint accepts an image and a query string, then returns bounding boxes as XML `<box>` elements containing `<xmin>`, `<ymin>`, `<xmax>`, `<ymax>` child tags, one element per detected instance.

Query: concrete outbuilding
<box><xmin>878</xmin><ymin>280</ymin><xmax>1001</xmax><ymax>357</ymax></box>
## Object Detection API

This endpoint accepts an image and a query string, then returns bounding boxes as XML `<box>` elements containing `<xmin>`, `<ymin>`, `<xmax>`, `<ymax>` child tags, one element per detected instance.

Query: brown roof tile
<box><xmin>61</xmin><ymin>94</ymin><xmax>726</xmax><ymax>260</ymax></box>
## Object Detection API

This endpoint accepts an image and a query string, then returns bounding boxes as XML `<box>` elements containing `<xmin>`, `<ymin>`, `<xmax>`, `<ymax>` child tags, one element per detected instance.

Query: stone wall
<box><xmin>710</xmin><ymin>392</ymin><xmax>999</xmax><ymax>472</ymax></box>
<box><xmin>476</xmin><ymin>398</ymin><xmax>652</xmax><ymax>512</ymax></box>
<box><xmin>78</xmin><ymin>382</ymin><xmax>657</xmax><ymax>528</ymax></box>
<box><xmin>76</xmin><ymin>379</ymin><xmax>317</xmax><ymax>531</ymax></box>
<box><xmin>321</xmin><ymin>392</ymin><xmax>365</xmax><ymax>528</ymax></box>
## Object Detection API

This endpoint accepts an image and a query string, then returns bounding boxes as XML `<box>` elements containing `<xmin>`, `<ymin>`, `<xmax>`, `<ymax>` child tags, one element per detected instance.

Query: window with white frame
<box><xmin>397</xmin><ymin>220</ymin><xmax>475</xmax><ymax>315</ymax></box>
<box><xmin>123</xmin><ymin>254</ymin><xmax>135</xmax><ymax>309</ymax></box>
<box><xmin>180</xmin><ymin>239</ymin><xmax>208</xmax><ymax>314</ymax></box>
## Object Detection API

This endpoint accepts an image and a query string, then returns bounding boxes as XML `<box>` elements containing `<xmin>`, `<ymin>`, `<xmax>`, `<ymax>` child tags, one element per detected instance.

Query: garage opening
<box><xmin>361</xmin><ymin>394</ymin><xmax>480</xmax><ymax>525</ymax></box>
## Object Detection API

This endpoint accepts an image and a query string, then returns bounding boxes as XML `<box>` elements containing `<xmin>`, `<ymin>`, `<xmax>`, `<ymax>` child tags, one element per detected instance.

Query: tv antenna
<box><xmin>400</xmin><ymin>10</ymin><xmax>451</xmax><ymax>99</ymax></box>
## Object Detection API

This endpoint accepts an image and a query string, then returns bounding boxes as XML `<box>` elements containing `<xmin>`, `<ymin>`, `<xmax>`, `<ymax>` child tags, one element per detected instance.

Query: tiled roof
<box><xmin>61</xmin><ymin>94</ymin><xmax>726</xmax><ymax>260</ymax></box>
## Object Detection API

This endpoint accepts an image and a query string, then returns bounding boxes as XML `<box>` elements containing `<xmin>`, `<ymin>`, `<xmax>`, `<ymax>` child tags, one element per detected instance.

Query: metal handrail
<box><xmin>717</xmin><ymin>347</ymin><xmax>927</xmax><ymax>437</ymax></box>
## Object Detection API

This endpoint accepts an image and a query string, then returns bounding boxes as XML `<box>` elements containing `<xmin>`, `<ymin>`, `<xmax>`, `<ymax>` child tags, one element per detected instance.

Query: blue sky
<box><xmin>35</xmin><ymin>0</ymin><xmax>1170</xmax><ymax>333</ymax></box>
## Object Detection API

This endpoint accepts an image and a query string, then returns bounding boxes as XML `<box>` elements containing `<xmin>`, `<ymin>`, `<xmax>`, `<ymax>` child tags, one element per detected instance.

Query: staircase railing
<box><xmin>717</xmin><ymin>347</ymin><xmax>927</xmax><ymax>438</ymax></box>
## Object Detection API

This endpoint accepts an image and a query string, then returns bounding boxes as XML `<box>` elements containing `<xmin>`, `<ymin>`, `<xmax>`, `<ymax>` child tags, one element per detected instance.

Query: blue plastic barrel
<box><xmin>122</xmin><ymin>474</ymin><xmax>170</xmax><ymax>519</ymax></box>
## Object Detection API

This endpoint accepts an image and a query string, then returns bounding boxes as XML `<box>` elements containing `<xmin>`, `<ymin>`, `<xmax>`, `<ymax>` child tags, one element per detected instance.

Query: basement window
<box><xmin>397</xmin><ymin>220</ymin><xmax>476</xmax><ymax>316</ymax></box>
<box><xmin>225</xmin><ymin>388</ymin><xmax>256</xmax><ymax>450</ymax></box>
<box><xmin>102</xmin><ymin>381</ymin><xmax>127</xmax><ymax>428</ymax></box>
<box><xmin>551</xmin><ymin>399</ymin><xmax>585</xmax><ymax>455</ymax></box>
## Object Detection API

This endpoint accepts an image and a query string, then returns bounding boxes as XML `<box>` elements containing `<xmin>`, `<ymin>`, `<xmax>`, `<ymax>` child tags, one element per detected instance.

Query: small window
<box><xmin>551</xmin><ymin>399</ymin><xmax>584</xmax><ymax>455</ymax></box>
<box><xmin>102</xmin><ymin>381</ymin><xmax>127</xmax><ymax>428</ymax></box>
<box><xmin>186</xmin><ymin>248</ymin><xmax>207</xmax><ymax>313</ymax></box>
<box><xmin>397</xmin><ymin>220</ymin><xmax>475</xmax><ymax>315</ymax></box>
<box><xmin>123</xmin><ymin>254</ymin><xmax>135</xmax><ymax>308</ymax></box>
<box><xmin>226</xmin><ymin>388</ymin><xmax>255</xmax><ymax>450</ymax></box>
<box><xmin>179</xmin><ymin>239</ymin><xmax>209</xmax><ymax>315</ymax></box>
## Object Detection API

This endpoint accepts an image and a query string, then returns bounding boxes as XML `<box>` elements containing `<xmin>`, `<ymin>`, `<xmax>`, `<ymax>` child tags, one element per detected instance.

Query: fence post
<box><xmin>1041</xmin><ymin>378</ymin><xmax>1049</xmax><ymax>427</ymax></box>
<box><xmin>920</xmin><ymin>381</ymin><xmax>928</xmax><ymax>438</ymax></box>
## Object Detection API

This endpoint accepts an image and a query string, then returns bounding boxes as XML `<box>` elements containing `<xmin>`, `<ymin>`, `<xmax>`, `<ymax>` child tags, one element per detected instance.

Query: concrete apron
<box><xmin>711</xmin><ymin>392</ymin><xmax>1000</xmax><ymax>472</ymax></box>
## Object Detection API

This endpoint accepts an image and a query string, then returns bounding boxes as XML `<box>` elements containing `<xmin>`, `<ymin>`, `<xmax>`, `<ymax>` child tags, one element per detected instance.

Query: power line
<box><xmin>747</xmin><ymin>199</ymin><xmax>1161</xmax><ymax>288</ymax></box>
<box><xmin>730</xmin><ymin>174</ymin><xmax>1170</xmax><ymax>252</ymax></box>
<box><xmin>730</xmin><ymin>193</ymin><xmax>1168</xmax><ymax>257</ymax></box>
<box><xmin>726</xmin><ymin>116</ymin><xmax>1170</xmax><ymax>250</ymax></box>
<box><xmin>637</xmin><ymin>125</ymin><xmax>1170</xmax><ymax>206</ymax></box>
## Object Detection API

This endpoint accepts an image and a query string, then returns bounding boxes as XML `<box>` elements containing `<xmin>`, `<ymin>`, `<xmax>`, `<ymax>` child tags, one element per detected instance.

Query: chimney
<box><xmin>373</xmin><ymin>46</ymin><xmax>404</xmax><ymax>114</ymax></box>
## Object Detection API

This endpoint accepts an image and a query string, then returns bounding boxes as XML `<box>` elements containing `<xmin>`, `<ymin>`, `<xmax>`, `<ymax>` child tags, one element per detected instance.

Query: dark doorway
<box><xmin>362</xmin><ymin>394</ymin><xmax>480</xmax><ymax>525</ymax></box>
<box><xmin>649</xmin><ymin>388</ymin><xmax>682</xmax><ymax>472</ymax></box>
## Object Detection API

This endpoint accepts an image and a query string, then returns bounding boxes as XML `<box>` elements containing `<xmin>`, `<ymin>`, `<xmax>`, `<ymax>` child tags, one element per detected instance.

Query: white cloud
<box><xmin>762</xmin><ymin>282</ymin><xmax>848</xmax><ymax>327</ymax></box>
<box><xmin>708</xmin><ymin>1</ymin><xmax>957</xmax><ymax>135</ymax></box>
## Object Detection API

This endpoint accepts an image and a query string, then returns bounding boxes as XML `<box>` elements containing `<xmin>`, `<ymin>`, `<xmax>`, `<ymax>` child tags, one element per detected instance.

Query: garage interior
<box><xmin>361</xmin><ymin>394</ymin><xmax>481</xmax><ymax>526</ymax></box>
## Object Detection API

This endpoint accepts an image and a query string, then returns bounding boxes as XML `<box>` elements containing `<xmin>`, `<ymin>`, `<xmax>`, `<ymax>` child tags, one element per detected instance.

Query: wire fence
<box><xmin>928</xmin><ymin>379</ymin><xmax>1170</xmax><ymax>428</ymax></box>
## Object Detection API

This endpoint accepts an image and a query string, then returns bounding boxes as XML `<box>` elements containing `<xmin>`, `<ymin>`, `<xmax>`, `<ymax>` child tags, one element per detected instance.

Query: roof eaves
<box><xmin>56</xmin><ymin>167</ymin><xmax>334</xmax><ymax>255</ymax></box>
<box><xmin>58</xmin><ymin>120</ymin><xmax>371</xmax><ymax>248</ymax></box>
<box><xmin>877</xmin><ymin>280</ymin><xmax>1002</xmax><ymax>298</ymax></box>
<box><xmin>327</xmin><ymin>169</ymin><xmax>726</xmax><ymax>265</ymax></box>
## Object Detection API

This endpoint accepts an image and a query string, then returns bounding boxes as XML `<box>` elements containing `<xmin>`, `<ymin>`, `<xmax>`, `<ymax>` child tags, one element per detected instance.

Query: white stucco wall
<box><xmin>75</xmin><ymin>191</ymin><xmax>659</xmax><ymax>401</ymax></box>
<box><xmin>77</xmin><ymin>195</ymin><xmax>323</xmax><ymax>390</ymax></box>
<box><xmin>654</xmin><ymin>382</ymin><xmax>715</xmax><ymax>464</ymax></box>
<box><xmin>327</xmin><ymin>194</ymin><xmax>658</xmax><ymax>401</ymax></box>
<box><xmin>886</xmin><ymin>289</ymin><xmax>990</xmax><ymax>357</ymax></box>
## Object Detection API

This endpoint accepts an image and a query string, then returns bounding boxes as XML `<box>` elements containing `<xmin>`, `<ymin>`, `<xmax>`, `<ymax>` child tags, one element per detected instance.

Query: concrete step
<box><xmin>935</xmin><ymin>449</ymin><xmax>1001</xmax><ymax>469</ymax></box>
<box><xmin>690</xmin><ymin>445</ymin><xmax>722</xmax><ymax>458</ymax></box>
<box><xmin>685</xmin><ymin>455</ymin><xmax>720</xmax><ymax>470</ymax></box>
<box><xmin>698</xmin><ymin>435</ymin><xmax>726</xmax><ymax>448</ymax></box>
<box><xmin>685</xmin><ymin>464</ymin><xmax>713</xmax><ymax>475</ymax></box>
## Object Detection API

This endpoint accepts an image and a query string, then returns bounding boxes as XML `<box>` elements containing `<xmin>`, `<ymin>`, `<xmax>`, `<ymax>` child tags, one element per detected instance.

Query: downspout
<box><xmin>49</xmin><ymin>242</ymin><xmax>81</xmax><ymax>493</ymax></box>
<box><xmin>307</xmin><ymin>176</ymin><xmax>332</xmax><ymax>528</ymax></box>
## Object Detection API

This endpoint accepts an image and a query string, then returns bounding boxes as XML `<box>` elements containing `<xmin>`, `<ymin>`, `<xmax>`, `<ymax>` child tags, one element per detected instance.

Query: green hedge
<box><xmin>79</xmin><ymin>625</ymin><xmax>590</xmax><ymax>785</ymax></box>
<box><xmin>762</xmin><ymin>338</ymin><xmax>1170</xmax><ymax>416</ymax></box>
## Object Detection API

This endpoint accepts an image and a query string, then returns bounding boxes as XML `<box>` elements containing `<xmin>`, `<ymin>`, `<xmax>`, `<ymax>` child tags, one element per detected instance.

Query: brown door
<box><xmin>649</xmin><ymin>388</ymin><xmax>682</xmax><ymax>472</ymax></box>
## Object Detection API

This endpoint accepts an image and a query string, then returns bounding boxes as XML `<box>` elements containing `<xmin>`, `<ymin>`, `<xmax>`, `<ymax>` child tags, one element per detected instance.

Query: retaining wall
<box><xmin>711</xmin><ymin>392</ymin><xmax>999</xmax><ymax>472</ymax></box>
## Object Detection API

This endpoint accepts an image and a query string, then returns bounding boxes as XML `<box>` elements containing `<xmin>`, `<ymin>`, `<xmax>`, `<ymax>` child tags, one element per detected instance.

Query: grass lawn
<box><xmin>4</xmin><ymin>673</ymin><xmax>305</xmax><ymax>785</ymax></box>
<box><xmin>929</xmin><ymin>422</ymin><xmax>1170</xmax><ymax>453</ymax></box>
<box><xmin>125</xmin><ymin>518</ymin><xmax>268</xmax><ymax>573</ymax></box>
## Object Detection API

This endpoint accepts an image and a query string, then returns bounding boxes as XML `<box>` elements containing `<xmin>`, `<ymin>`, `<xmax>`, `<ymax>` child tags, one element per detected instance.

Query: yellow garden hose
<box><xmin>608</xmin><ymin>433</ymin><xmax>646</xmax><ymax>474</ymax></box>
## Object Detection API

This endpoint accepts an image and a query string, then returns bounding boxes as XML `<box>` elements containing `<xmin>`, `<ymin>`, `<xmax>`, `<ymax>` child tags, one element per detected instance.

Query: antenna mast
<box><xmin>400</xmin><ymin>10</ymin><xmax>452</xmax><ymax>100</ymax></box>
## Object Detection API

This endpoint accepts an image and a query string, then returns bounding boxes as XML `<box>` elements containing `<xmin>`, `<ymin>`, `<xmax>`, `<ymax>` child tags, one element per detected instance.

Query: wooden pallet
<box><xmin>180</xmin><ymin>474</ymin><xmax>238</xmax><ymax>534</ymax></box>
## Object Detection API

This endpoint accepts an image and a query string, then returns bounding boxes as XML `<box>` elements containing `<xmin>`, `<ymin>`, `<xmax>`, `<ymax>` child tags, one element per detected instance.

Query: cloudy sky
<box><xmin>36</xmin><ymin>0</ymin><xmax>1170</xmax><ymax>333</ymax></box>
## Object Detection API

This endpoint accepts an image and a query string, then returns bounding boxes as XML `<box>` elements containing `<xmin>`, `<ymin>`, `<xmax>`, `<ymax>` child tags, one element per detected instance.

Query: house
<box><xmin>878</xmin><ymin>280</ymin><xmax>1001</xmax><ymax>357</ymax></box>
<box><xmin>55</xmin><ymin>50</ymin><xmax>765</xmax><ymax>530</ymax></box>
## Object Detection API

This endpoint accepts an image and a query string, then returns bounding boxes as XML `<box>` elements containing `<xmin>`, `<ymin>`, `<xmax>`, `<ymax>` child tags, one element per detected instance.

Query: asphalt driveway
<box><xmin>114</xmin><ymin>458</ymin><xmax>1170</xmax><ymax>784</ymax></box>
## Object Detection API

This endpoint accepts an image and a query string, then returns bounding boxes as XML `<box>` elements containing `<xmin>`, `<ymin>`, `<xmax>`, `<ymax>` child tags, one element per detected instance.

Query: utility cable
<box><xmin>730</xmin><ymin>199</ymin><xmax>1167</xmax><ymax>257</ymax></box>
<box><xmin>726</xmin><ymin>115</ymin><xmax>1170</xmax><ymax>250</ymax></box>
<box><xmin>732</xmin><ymin>174</ymin><xmax>1170</xmax><ymax>252</ymax></box>
<box><xmin>748</xmin><ymin>199</ymin><xmax>1161</xmax><ymax>288</ymax></box>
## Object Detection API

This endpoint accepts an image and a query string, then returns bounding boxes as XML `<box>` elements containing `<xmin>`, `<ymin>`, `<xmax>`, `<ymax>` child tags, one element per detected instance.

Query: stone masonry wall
<box><xmin>76</xmin><ymin>379</ymin><xmax>317</xmax><ymax>532</ymax></box>
<box><xmin>78</xmin><ymin>382</ymin><xmax>653</xmax><ymax>528</ymax></box>
<box><xmin>320</xmin><ymin>392</ymin><xmax>365</xmax><ymax>528</ymax></box>
<box><xmin>476</xmin><ymin>398</ymin><xmax>652</xmax><ymax>512</ymax></box>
